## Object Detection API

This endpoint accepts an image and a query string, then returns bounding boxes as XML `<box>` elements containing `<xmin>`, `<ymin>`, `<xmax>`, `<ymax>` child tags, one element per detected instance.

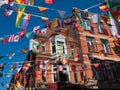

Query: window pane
<box><xmin>86</xmin><ymin>37</ymin><xmax>97</xmax><ymax>52</ymax></box>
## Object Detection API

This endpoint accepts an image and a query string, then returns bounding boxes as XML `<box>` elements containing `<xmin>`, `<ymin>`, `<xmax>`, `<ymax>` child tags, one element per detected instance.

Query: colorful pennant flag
<box><xmin>19</xmin><ymin>29</ymin><xmax>26</xmax><ymax>38</ymax></box>
<box><xmin>14</xmin><ymin>35</ymin><xmax>20</xmax><ymax>42</ymax></box>
<box><xmin>4</xmin><ymin>8</ymin><xmax>13</xmax><ymax>17</ymax></box>
<box><xmin>0</xmin><ymin>63</ymin><xmax>6</xmax><ymax>71</ymax></box>
<box><xmin>45</xmin><ymin>0</ymin><xmax>54</xmax><ymax>4</ymax></box>
<box><xmin>39</xmin><ymin>7</ymin><xmax>48</xmax><ymax>13</ymax></box>
<box><xmin>33</xmin><ymin>26</ymin><xmax>40</xmax><ymax>34</ymax></box>
<box><xmin>8</xmin><ymin>34</ymin><xmax>14</xmax><ymax>42</ymax></box>
<box><xmin>99</xmin><ymin>3</ymin><xmax>109</xmax><ymax>12</ymax></box>
<box><xmin>1</xmin><ymin>38</ymin><xmax>8</xmax><ymax>44</ymax></box>
<box><xmin>41</xmin><ymin>16</ymin><xmax>49</xmax><ymax>22</ymax></box>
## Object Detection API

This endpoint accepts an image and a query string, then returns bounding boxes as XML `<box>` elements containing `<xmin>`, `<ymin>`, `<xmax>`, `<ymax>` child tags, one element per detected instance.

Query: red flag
<box><xmin>1</xmin><ymin>38</ymin><xmax>8</xmax><ymax>44</ymax></box>
<box><xmin>74</xmin><ymin>54</ymin><xmax>80</xmax><ymax>62</ymax></box>
<box><xmin>14</xmin><ymin>35</ymin><xmax>20</xmax><ymax>42</ymax></box>
<box><xmin>19</xmin><ymin>29</ymin><xmax>26</xmax><ymax>38</ymax></box>
<box><xmin>33</xmin><ymin>26</ymin><xmax>40</xmax><ymax>34</ymax></box>
<box><xmin>45</xmin><ymin>0</ymin><xmax>54</xmax><ymax>4</ymax></box>
<box><xmin>8</xmin><ymin>34</ymin><xmax>14</xmax><ymax>42</ymax></box>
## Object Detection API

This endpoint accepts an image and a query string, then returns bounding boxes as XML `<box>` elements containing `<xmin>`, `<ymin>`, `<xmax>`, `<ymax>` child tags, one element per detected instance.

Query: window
<box><xmin>84</xmin><ymin>20</ymin><xmax>91</xmax><ymax>30</ymax></box>
<box><xmin>51</xmin><ymin>35</ymin><xmax>67</xmax><ymax>54</ymax></box>
<box><xmin>86</xmin><ymin>37</ymin><xmax>98</xmax><ymax>52</ymax></box>
<box><xmin>98</xmin><ymin>24</ymin><xmax>104</xmax><ymax>34</ymax></box>
<box><xmin>71</xmin><ymin>45</ymin><xmax>74</xmax><ymax>56</ymax></box>
<box><xmin>42</xmin><ymin>41</ymin><xmax>46</xmax><ymax>53</ymax></box>
<box><xmin>101</xmin><ymin>39</ymin><xmax>111</xmax><ymax>54</ymax></box>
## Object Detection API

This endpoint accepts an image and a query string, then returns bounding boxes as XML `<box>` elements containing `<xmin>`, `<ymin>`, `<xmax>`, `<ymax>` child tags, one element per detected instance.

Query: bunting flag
<box><xmin>39</xmin><ymin>7</ymin><xmax>48</xmax><ymax>13</ymax></box>
<box><xmin>93</xmin><ymin>64</ymin><xmax>99</xmax><ymax>71</ymax></box>
<box><xmin>21</xmin><ymin>48</ymin><xmax>28</xmax><ymax>54</ymax></box>
<box><xmin>19</xmin><ymin>29</ymin><xmax>26</xmax><ymax>38</ymax></box>
<box><xmin>20</xmin><ymin>19</ymin><xmax>29</xmax><ymax>29</ymax></box>
<box><xmin>30</xmin><ymin>39</ymin><xmax>40</xmax><ymax>52</ymax></box>
<box><xmin>99</xmin><ymin>3</ymin><xmax>109</xmax><ymax>12</ymax></box>
<box><xmin>8</xmin><ymin>34</ymin><xmax>14</xmax><ymax>42</ymax></box>
<box><xmin>9</xmin><ymin>53</ymin><xmax>15</xmax><ymax>59</ymax></box>
<box><xmin>74</xmin><ymin>54</ymin><xmax>80</xmax><ymax>62</ymax></box>
<box><xmin>41</xmin><ymin>28</ymin><xmax>47</xmax><ymax>35</ymax></box>
<box><xmin>1</xmin><ymin>38</ymin><xmax>8</xmax><ymax>44</ymax></box>
<box><xmin>26</xmin><ymin>31</ymin><xmax>33</xmax><ymax>39</ymax></box>
<box><xmin>58</xmin><ymin>65</ymin><xmax>63</xmax><ymax>71</ymax></box>
<box><xmin>10</xmin><ymin>63</ymin><xmax>18</xmax><ymax>70</ymax></box>
<box><xmin>23</xmin><ymin>13</ymin><xmax>31</xmax><ymax>20</ymax></box>
<box><xmin>14</xmin><ymin>35</ymin><xmax>20</xmax><ymax>42</ymax></box>
<box><xmin>33</xmin><ymin>26</ymin><xmax>40</xmax><ymax>34</ymax></box>
<box><xmin>4</xmin><ymin>8</ymin><xmax>13</xmax><ymax>17</ymax></box>
<box><xmin>45</xmin><ymin>0</ymin><xmax>54</xmax><ymax>4</ymax></box>
<box><xmin>57</xmin><ymin>10</ymin><xmax>65</xmax><ymax>19</ymax></box>
<box><xmin>41</xmin><ymin>16</ymin><xmax>49</xmax><ymax>22</ymax></box>
<box><xmin>15</xmin><ymin>4</ymin><xmax>25</xmax><ymax>28</ymax></box>
<box><xmin>0</xmin><ymin>63</ymin><xmax>6</xmax><ymax>71</ymax></box>
<box><xmin>8</xmin><ymin>0</ymin><xmax>14</xmax><ymax>5</ymax></box>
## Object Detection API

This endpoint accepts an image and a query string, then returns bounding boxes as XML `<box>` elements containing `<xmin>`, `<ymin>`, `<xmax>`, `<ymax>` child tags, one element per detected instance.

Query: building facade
<box><xmin>9</xmin><ymin>2</ymin><xmax>120</xmax><ymax>89</ymax></box>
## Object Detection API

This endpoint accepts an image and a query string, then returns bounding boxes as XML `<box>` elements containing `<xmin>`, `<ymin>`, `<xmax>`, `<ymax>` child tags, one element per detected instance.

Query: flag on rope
<box><xmin>39</xmin><ymin>7</ymin><xmax>48</xmax><ymax>13</ymax></box>
<box><xmin>4</xmin><ymin>8</ymin><xmax>13</xmax><ymax>17</ymax></box>
<box><xmin>41</xmin><ymin>16</ymin><xmax>49</xmax><ymax>22</ymax></box>
<box><xmin>0</xmin><ymin>63</ymin><xmax>6</xmax><ymax>71</ymax></box>
<box><xmin>15</xmin><ymin>4</ymin><xmax>25</xmax><ymax>28</ymax></box>
<box><xmin>1</xmin><ymin>38</ymin><xmax>8</xmax><ymax>44</ymax></box>
<box><xmin>19</xmin><ymin>29</ymin><xmax>26</xmax><ymax>38</ymax></box>
<box><xmin>45</xmin><ymin>0</ymin><xmax>54</xmax><ymax>4</ymax></box>
<box><xmin>8</xmin><ymin>53</ymin><xmax>15</xmax><ymax>59</ymax></box>
<box><xmin>8</xmin><ymin>34</ymin><xmax>14</xmax><ymax>42</ymax></box>
<box><xmin>33</xmin><ymin>26</ymin><xmax>40</xmax><ymax>34</ymax></box>
<box><xmin>99</xmin><ymin>3</ymin><xmax>109</xmax><ymax>12</ymax></box>
<box><xmin>21</xmin><ymin>48</ymin><xmax>28</xmax><ymax>54</ymax></box>
<box><xmin>14</xmin><ymin>35</ymin><xmax>20</xmax><ymax>42</ymax></box>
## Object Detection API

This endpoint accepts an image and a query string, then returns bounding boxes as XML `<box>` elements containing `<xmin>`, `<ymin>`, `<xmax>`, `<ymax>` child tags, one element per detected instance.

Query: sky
<box><xmin>0</xmin><ymin>0</ymin><xmax>101</xmax><ymax>89</ymax></box>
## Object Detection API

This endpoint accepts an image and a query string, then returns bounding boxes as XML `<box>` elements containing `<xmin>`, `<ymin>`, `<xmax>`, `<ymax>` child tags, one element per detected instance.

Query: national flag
<box><xmin>30</xmin><ymin>39</ymin><xmax>40</xmax><ymax>52</ymax></box>
<box><xmin>58</xmin><ymin>65</ymin><xmax>63</xmax><ymax>71</ymax></box>
<box><xmin>41</xmin><ymin>28</ymin><xmax>47</xmax><ymax>35</ymax></box>
<box><xmin>4</xmin><ymin>8</ymin><xmax>13</xmax><ymax>17</ymax></box>
<box><xmin>1</xmin><ymin>38</ymin><xmax>8</xmax><ymax>44</ymax></box>
<box><xmin>21</xmin><ymin>48</ymin><xmax>28</xmax><ymax>54</ymax></box>
<box><xmin>15</xmin><ymin>4</ymin><xmax>25</xmax><ymax>27</ymax></box>
<box><xmin>8</xmin><ymin>34</ymin><xmax>14</xmax><ymax>42</ymax></box>
<box><xmin>45</xmin><ymin>0</ymin><xmax>54</xmax><ymax>4</ymax></box>
<box><xmin>64</xmin><ymin>18</ymin><xmax>72</xmax><ymax>25</ymax></box>
<box><xmin>41</xmin><ymin>16</ymin><xmax>49</xmax><ymax>22</ymax></box>
<box><xmin>74</xmin><ymin>54</ymin><xmax>80</xmax><ymax>61</ymax></box>
<box><xmin>14</xmin><ymin>35</ymin><xmax>20</xmax><ymax>42</ymax></box>
<box><xmin>33</xmin><ymin>26</ymin><xmax>40</xmax><ymax>34</ymax></box>
<box><xmin>26</xmin><ymin>31</ymin><xmax>33</xmax><ymax>39</ymax></box>
<box><xmin>0</xmin><ymin>63</ymin><xmax>6</xmax><ymax>71</ymax></box>
<box><xmin>19</xmin><ymin>29</ymin><xmax>26</xmax><ymax>38</ymax></box>
<box><xmin>9</xmin><ymin>53</ymin><xmax>15</xmax><ymax>59</ymax></box>
<box><xmin>99</xmin><ymin>3</ymin><xmax>109</xmax><ymax>12</ymax></box>
<box><xmin>10</xmin><ymin>63</ymin><xmax>18</xmax><ymax>70</ymax></box>
<box><xmin>23</xmin><ymin>13</ymin><xmax>31</xmax><ymax>20</ymax></box>
<box><xmin>39</xmin><ymin>7</ymin><xmax>48</xmax><ymax>13</ymax></box>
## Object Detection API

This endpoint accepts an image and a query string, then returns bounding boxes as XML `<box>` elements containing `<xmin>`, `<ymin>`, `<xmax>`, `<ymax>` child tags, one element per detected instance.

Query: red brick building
<box><xmin>9</xmin><ymin>6</ymin><xmax>120</xmax><ymax>89</ymax></box>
